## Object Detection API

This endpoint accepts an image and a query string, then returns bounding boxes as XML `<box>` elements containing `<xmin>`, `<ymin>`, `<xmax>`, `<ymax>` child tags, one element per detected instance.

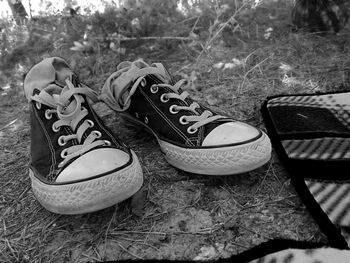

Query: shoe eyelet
<box><xmin>150</xmin><ymin>85</ymin><xmax>158</xmax><ymax>94</ymax></box>
<box><xmin>160</xmin><ymin>94</ymin><xmax>169</xmax><ymax>103</ymax></box>
<box><xmin>86</xmin><ymin>119</ymin><xmax>94</xmax><ymax>127</ymax></box>
<box><xmin>60</xmin><ymin>149</ymin><xmax>68</xmax><ymax>158</ymax></box>
<box><xmin>104</xmin><ymin>140</ymin><xmax>112</xmax><ymax>146</ymax></box>
<box><xmin>35</xmin><ymin>102</ymin><xmax>41</xmax><ymax>110</ymax></box>
<box><xmin>92</xmin><ymin>130</ymin><xmax>102</xmax><ymax>138</ymax></box>
<box><xmin>179</xmin><ymin>116</ymin><xmax>189</xmax><ymax>125</ymax></box>
<box><xmin>135</xmin><ymin>112</ymin><xmax>139</xmax><ymax>118</ymax></box>
<box><xmin>58</xmin><ymin>136</ymin><xmax>67</xmax><ymax>146</ymax></box>
<box><xmin>52</xmin><ymin>123</ymin><xmax>60</xmax><ymax>132</ymax></box>
<box><xmin>187</xmin><ymin>126</ymin><xmax>198</xmax><ymax>134</ymax></box>
<box><xmin>140</xmin><ymin>78</ymin><xmax>147</xmax><ymax>87</ymax></box>
<box><xmin>45</xmin><ymin>110</ymin><xmax>52</xmax><ymax>120</ymax></box>
<box><xmin>169</xmin><ymin>105</ymin><xmax>179</xmax><ymax>114</ymax></box>
<box><xmin>144</xmin><ymin>117</ymin><xmax>148</xmax><ymax>124</ymax></box>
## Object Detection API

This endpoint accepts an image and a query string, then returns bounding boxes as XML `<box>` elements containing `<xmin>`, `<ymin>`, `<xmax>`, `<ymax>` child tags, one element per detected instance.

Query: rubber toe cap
<box><xmin>56</xmin><ymin>148</ymin><xmax>130</xmax><ymax>183</ymax></box>
<box><xmin>202</xmin><ymin>122</ymin><xmax>260</xmax><ymax>147</ymax></box>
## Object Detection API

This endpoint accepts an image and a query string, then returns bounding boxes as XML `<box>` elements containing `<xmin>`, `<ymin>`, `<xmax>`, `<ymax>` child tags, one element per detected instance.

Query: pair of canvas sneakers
<box><xmin>24</xmin><ymin>57</ymin><xmax>272</xmax><ymax>215</ymax></box>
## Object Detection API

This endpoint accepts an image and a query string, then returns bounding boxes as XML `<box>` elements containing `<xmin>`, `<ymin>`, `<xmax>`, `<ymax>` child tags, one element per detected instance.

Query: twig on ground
<box><xmin>116</xmin><ymin>36</ymin><xmax>193</xmax><ymax>42</ymax></box>
<box><xmin>239</xmin><ymin>55</ymin><xmax>272</xmax><ymax>95</ymax></box>
<box><xmin>81</xmin><ymin>252</ymin><xmax>101</xmax><ymax>262</ymax></box>
<box><xmin>117</xmin><ymin>242</ymin><xmax>143</xmax><ymax>260</ymax></box>
<box><xmin>230</xmin><ymin>241</ymin><xmax>249</xmax><ymax>249</ymax></box>
<box><xmin>0</xmin><ymin>119</ymin><xmax>18</xmax><ymax>131</ymax></box>
<box><xmin>189</xmin><ymin>16</ymin><xmax>200</xmax><ymax>34</ymax></box>
<box><xmin>93</xmin><ymin>246</ymin><xmax>103</xmax><ymax>261</ymax></box>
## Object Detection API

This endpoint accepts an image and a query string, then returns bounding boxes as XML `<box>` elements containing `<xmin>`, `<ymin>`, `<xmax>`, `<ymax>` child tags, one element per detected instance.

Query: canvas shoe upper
<box><xmin>101</xmin><ymin>60</ymin><xmax>272</xmax><ymax>175</ymax></box>
<box><xmin>24</xmin><ymin>57</ymin><xmax>143</xmax><ymax>214</ymax></box>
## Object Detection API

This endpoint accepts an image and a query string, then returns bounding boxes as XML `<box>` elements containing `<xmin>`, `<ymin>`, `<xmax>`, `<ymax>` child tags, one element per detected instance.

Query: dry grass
<box><xmin>1</xmin><ymin>0</ymin><xmax>350</xmax><ymax>262</ymax></box>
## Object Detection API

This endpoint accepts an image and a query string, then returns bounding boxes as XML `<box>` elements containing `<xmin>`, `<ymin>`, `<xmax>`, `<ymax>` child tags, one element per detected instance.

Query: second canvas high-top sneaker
<box><xmin>24</xmin><ymin>57</ymin><xmax>143</xmax><ymax>214</ymax></box>
<box><xmin>101</xmin><ymin>60</ymin><xmax>271</xmax><ymax>175</ymax></box>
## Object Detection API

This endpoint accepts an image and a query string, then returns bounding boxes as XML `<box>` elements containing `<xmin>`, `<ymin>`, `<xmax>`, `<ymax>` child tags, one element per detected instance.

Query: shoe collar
<box><xmin>101</xmin><ymin>60</ymin><xmax>175</xmax><ymax>112</ymax></box>
<box><xmin>24</xmin><ymin>57</ymin><xmax>78</xmax><ymax>101</ymax></box>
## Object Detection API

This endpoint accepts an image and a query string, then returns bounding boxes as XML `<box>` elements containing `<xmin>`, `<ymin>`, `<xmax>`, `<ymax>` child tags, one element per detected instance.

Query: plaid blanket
<box><xmin>261</xmin><ymin>92</ymin><xmax>350</xmax><ymax>249</ymax></box>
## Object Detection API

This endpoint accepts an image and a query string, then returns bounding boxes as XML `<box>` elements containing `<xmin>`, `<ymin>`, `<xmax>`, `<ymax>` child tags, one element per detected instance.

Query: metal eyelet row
<box><xmin>179</xmin><ymin>116</ymin><xmax>197</xmax><ymax>134</ymax></box>
<box><xmin>60</xmin><ymin>140</ymin><xmax>112</xmax><ymax>161</ymax></box>
<box><xmin>139</xmin><ymin>79</ymin><xmax>198</xmax><ymax>134</ymax></box>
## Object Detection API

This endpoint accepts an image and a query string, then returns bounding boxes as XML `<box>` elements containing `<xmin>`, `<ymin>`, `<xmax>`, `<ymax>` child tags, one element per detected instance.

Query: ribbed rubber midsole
<box><xmin>29</xmin><ymin>151</ymin><xmax>143</xmax><ymax>214</ymax></box>
<box><xmin>159</xmin><ymin>132</ymin><xmax>272</xmax><ymax>175</ymax></box>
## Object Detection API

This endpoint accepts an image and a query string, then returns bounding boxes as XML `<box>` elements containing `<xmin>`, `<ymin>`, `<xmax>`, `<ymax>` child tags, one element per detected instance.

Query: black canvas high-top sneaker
<box><xmin>24</xmin><ymin>57</ymin><xmax>143</xmax><ymax>214</ymax></box>
<box><xmin>101</xmin><ymin>60</ymin><xmax>271</xmax><ymax>175</ymax></box>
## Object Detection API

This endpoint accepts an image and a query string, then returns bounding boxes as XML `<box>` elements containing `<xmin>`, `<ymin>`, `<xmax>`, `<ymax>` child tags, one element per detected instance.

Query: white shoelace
<box><xmin>101</xmin><ymin>60</ymin><xmax>226</xmax><ymax>132</ymax></box>
<box><xmin>31</xmin><ymin>79</ymin><xmax>106</xmax><ymax>168</ymax></box>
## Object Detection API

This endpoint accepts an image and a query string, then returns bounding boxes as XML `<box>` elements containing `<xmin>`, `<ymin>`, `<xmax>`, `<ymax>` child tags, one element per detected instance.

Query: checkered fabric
<box><xmin>262</xmin><ymin>92</ymin><xmax>350</xmax><ymax>248</ymax></box>
<box><xmin>305</xmin><ymin>180</ymin><xmax>350</xmax><ymax>226</ymax></box>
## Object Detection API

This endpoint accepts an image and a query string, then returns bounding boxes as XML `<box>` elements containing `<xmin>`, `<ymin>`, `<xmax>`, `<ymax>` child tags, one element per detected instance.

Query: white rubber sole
<box><xmin>121</xmin><ymin>114</ymin><xmax>272</xmax><ymax>175</ymax></box>
<box><xmin>159</xmin><ymin>133</ymin><xmax>271</xmax><ymax>175</ymax></box>
<box><xmin>29</xmin><ymin>151</ymin><xmax>143</xmax><ymax>214</ymax></box>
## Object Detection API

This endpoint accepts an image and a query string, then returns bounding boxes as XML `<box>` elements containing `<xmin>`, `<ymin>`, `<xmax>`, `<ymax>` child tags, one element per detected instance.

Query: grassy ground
<box><xmin>1</xmin><ymin>0</ymin><xmax>350</xmax><ymax>262</ymax></box>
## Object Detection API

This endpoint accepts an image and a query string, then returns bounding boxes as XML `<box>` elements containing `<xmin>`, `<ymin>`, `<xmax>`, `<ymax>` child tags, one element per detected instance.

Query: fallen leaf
<box><xmin>73</xmin><ymin>41</ymin><xmax>84</xmax><ymax>48</ymax></box>
<box><xmin>70</xmin><ymin>46</ymin><xmax>84</xmax><ymax>51</ymax></box>
<box><xmin>231</xmin><ymin>58</ymin><xmax>245</xmax><ymax>67</ymax></box>
<box><xmin>2</xmin><ymin>84</ymin><xmax>11</xmax><ymax>90</ymax></box>
<box><xmin>189</xmin><ymin>31</ymin><xmax>199</xmax><ymax>40</ymax></box>
<box><xmin>213</xmin><ymin>62</ymin><xmax>224</xmax><ymax>69</ymax></box>
<box><xmin>194</xmin><ymin>246</ymin><xmax>217</xmax><ymax>261</ymax></box>
<box><xmin>117</xmin><ymin>47</ymin><xmax>126</xmax><ymax>55</ymax></box>
<box><xmin>264</xmin><ymin>27</ymin><xmax>274</xmax><ymax>39</ymax></box>
<box><xmin>279</xmin><ymin>63</ymin><xmax>293</xmax><ymax>73</ymax></box>
<box><xmin>223</xmin><ymin>63</ymin><xmax>236</xmax><ymax>70</ymax></box>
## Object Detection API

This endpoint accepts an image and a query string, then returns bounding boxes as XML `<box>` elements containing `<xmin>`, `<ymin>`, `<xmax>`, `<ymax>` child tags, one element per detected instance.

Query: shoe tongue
<box><xmin>24</xmin><ymin>57</ymin><xmax>76</xmax><ymax>100</ymax></box>
<box><xmin>56</xmin><ymin>93</ymin><xmax>78</xmax><ymax>115</ymax></box>
<box><xmin>114</xmin><ymin>60</ymin><xmax>173</xmax><ymax>97</ymax></box>
<box><xmin>39</xmin><ymin>84</ymin><xmax>77</xmax><ymax>115</ymax></box>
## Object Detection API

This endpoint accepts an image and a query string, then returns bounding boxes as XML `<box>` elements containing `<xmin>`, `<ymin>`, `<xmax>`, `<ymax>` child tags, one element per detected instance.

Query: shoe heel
<box><xmin>120</xmin><ymin>113</ymin><xmax>156</xmax><ymax>137</ymax></box>
<box><xmin>120</xmin><ymin>114</ymin><xmax>144</xmax><ymax>131</ymax></box>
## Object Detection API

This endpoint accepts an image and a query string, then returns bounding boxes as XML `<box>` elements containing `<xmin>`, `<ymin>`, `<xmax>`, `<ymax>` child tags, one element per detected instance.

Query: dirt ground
<box><xmin>1</xmin><ymin>1</ymin><xmax>350</xmax><ymax>262</ymax></box>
